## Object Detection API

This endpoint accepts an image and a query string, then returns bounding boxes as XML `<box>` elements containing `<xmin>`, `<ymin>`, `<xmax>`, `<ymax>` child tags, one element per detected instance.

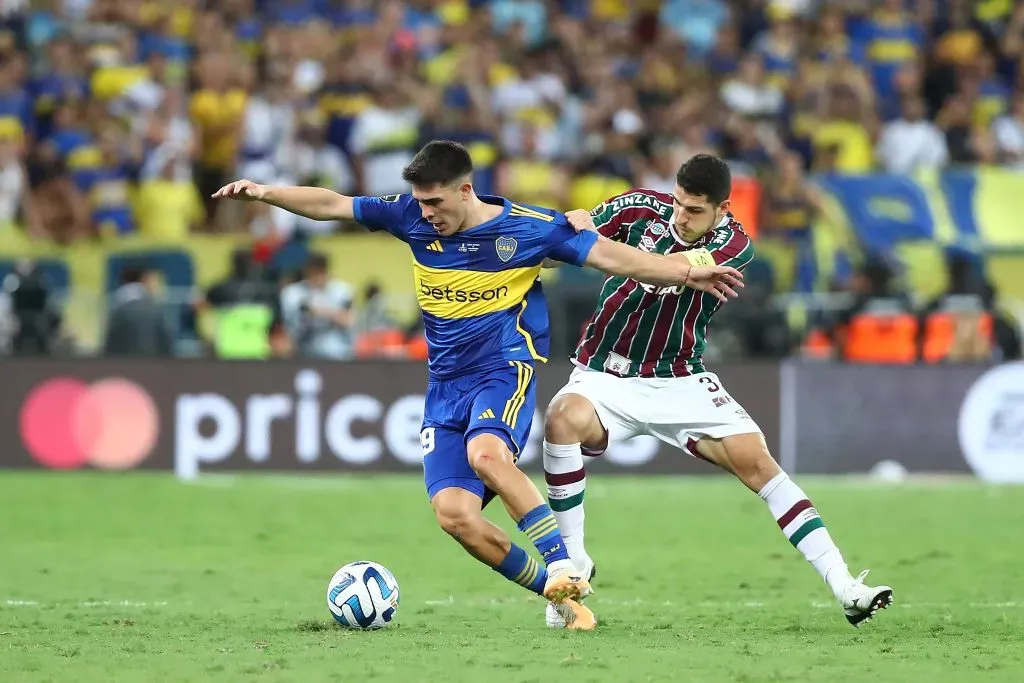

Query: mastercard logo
<box><xmin>19</xmin><ymin>377</ymin><xmax>160</xmax><ymax>470</ymax></box>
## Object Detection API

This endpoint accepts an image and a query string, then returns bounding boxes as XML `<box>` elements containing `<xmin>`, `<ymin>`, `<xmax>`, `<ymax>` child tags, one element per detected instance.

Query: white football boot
<box><xmin>839</xmin><ymin>569</ymin><xmax>893</xmax><ymax>627</ymax></box>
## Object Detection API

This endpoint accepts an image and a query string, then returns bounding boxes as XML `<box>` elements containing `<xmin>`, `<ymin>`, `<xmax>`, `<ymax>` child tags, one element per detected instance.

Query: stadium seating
<box><xmin>104</xmin><ymin>249</ymin><xmax>195</xmax><ymax>294</ymax></box>
<box><xmin>0</xmin><ymin>259</ymin><xmax>71</xmax><ymax>295</ymax></box>
<box><xmin>841</xmin><ymin>310</ymin><xmax>920</xmax><ymax>364</ymax></box>
<box><xmin>921</xmin><ymin>311</ymin><xmax>994</xmax><ymax>364</ymax></box>
<box><xmin>2</xmin><ymin>166</ymin><xmax>1020</xmax><ymax>356</ymax></box>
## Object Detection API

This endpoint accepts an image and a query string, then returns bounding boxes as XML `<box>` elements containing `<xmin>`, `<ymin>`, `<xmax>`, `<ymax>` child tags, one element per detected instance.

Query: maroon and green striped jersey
<box><xmin>574</xmin><ymin>188</ymin><xmax>755</xmax><ymax>378</ymax></box>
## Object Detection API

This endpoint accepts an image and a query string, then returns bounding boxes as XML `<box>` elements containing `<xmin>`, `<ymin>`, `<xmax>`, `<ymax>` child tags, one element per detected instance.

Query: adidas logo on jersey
<box><xmin>477</xmin><ymin>409</ymin><xmax>496</xmax><ymax>420</ymax></box>
<box><xmin>426</xmin><ymin>240</ymin><xmax>444</xmax><ymax>252</ymax></box>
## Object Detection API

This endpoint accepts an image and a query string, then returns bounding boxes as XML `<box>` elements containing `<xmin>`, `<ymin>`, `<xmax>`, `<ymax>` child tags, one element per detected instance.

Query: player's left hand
<box><xmin>565</xmin><ymin>209</ymin><xmax>596</xmax><ymax>233</ymax></box>
<box><xmin>682</xmin><ymin>264</ymin><xmax>745</xmax><ymax>303</ymax></box>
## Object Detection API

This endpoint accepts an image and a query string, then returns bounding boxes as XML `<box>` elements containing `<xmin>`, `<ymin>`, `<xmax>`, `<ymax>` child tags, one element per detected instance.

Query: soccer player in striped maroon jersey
<box><xmin>542</xmin><ymin>154</ymin><xmax>893</xmax><ymax>629</ymax></box>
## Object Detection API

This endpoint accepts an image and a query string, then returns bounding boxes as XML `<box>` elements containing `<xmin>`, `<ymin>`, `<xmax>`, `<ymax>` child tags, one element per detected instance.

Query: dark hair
<box><xmin>306</xmin><ymin>251</ymin><xmax>329</xmax><ymax>272</ymax></box>
<box><xmin>120</xmin><ymin>263</ymin><xmax>149</xmax><ymax>285</ymax></box>
<box><xmin>676</xmin><ymin>153</ymin><xmax>731</xmax><ymax>205</ymax></box>
<box><xmin>401</xmin><ymin>140</ymin><xmax>473</xmax><ymax>186</ymax></box>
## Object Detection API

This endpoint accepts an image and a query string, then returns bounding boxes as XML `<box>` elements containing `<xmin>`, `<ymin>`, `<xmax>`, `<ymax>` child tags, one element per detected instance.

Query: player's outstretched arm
<box><xmin>543</xmin><ymin>209</ymin><xmax>597</xmax><ymax>268</ymax></box>
<box><xmin>565</xmin><ymin>208</ymin><xmax>597</xmax><ymax>233</ymax></box>
<box><xmin>583</xmin><ymin>237</ymin><xmax>744</xmax><ymax>303</ymax></box>
<box><xmin>212</xmin><ymin>180</ymin><xmax>354</xmax><ymax>221</ymax></box>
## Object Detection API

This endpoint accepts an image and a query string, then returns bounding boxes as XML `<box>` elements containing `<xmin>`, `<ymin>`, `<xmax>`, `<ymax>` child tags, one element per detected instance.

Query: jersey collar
<box><xmin>461</xmin><ymin>195</ymin><xmax>512</xmax><ymax>234</ymax></box>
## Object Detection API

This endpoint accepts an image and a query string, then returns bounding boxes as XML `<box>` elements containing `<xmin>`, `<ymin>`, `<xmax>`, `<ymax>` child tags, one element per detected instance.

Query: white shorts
<box><xmin>551</xmin><ymin>366</ymin><xmax>762</xmax><ymax>457</ymax></box>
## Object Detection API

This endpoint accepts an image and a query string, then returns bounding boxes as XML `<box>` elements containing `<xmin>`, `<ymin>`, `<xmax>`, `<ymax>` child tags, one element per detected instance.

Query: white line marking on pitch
<box><xmin>180</xmin><ymin>475</ymin><xmax>387</xmax><ymax>491</ymax></box>
<box><xmin>4</xmin><ymin>600</ymin><xmax>170</xmax><ymax>608</ymax></box>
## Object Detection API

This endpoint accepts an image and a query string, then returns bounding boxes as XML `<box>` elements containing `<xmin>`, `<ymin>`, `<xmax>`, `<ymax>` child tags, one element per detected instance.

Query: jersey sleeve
<box><xmin>352</xmin><ymin>194</ymin><xmax>416</xmax><ymax>240</ymax></box>
<box><xmin>684</xmin><ymin>226</ymin><xmax>755</xmax><ymax>270</ymax></box>
<box><xmin>589</xmin><ymin>197</ymin><xmax>628</xmax><ymax>241</ymax></box>
<box><xmin>588</xmin><ymin>190</ymin><xmax>667</xmax><ymax>242</ymax></box>
<box><xmin>541</xmin><ymin>216</ymin><xmax>600</xmax><ymax>267</ymax></box>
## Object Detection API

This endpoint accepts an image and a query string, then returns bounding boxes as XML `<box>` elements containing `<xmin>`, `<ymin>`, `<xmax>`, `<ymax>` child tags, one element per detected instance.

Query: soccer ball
<box><xmin>327</xmin><ymin>561</ymin><xmax>400</xmax><ymax>629</ymax></box>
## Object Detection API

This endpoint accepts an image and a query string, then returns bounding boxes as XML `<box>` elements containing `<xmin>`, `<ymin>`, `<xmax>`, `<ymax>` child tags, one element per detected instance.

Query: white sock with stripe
<box><xmin>543</xmin><ymin>440</ymin><xmax>592</xmax><ymax>572</ymax></box>
<box><xmin>758</xmin><ymin>472</ymin><xmax>853</xmax><ymax>597</ymax></box>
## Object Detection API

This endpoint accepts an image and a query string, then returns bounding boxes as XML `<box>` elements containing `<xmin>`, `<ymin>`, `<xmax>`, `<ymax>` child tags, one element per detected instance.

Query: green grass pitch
<box><xmin>2</xmin><ymin>472</ymin><xmax>1022</xmax><ymax>682</ymax></box>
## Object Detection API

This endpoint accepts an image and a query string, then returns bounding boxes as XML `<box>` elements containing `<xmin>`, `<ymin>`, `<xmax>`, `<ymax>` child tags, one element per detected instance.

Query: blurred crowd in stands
<box><xmin>7</xmin><ymin>0</ymin><xmax>1024</xmax><ymax>238</ymax></box>
<box><xmin>0</xmin><ymin>0</ymin><xmax>1021</xmax><ymax>363</ymax></box>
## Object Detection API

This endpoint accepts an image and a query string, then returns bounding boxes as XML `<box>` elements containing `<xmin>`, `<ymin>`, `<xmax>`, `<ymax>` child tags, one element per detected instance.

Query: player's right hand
<box><xmin>565</xmin><ymin>209</ymin><xmax>597</xmax><ymax>233</ymax></box>
<box><xmin>684</xmin><ymin>264</ymin><xmax>745</xmax><ymax>303</ymax></box>
<box><xmin>211</xmin><ymin>179</ymin><xmax>265</xmax><ymax>201</ymax></box>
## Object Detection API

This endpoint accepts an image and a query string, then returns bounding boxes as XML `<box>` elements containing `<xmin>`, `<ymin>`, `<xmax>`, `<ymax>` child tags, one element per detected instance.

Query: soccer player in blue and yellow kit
<box><xmin>213</xmin><ymin>141</ymin><xmax>743</xmax><ymax>629</ymax></box>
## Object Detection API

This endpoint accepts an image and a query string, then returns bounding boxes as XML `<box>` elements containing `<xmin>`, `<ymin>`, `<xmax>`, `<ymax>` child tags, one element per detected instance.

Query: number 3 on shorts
<box><xmin>420</xmin><ymin>427</ymin><xmax>436</xmax><ymax>456</ymax></box>
<box><xmin>699</xmin><ymin>376</ymin><xmax>721</xmax><ymax>392</ymax></box>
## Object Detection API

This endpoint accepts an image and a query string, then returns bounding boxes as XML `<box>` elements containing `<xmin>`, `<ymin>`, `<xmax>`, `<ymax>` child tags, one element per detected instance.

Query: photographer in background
<box><xmin>103</xmin><ymin>264</ymin><xmax>173</xmax><ymax>357</ymax></box>
<box><xmin>198</xmin><ymin>248</ymin><xmax>283</xmax><ymax>359</ymax></box>
<box><xmin>279</xmin><ymin>252</ymin><xmax>354</xmax><ymax>360</ymax></box>
<box><xmin>6</xmin><ymin>259</ymin><xmax>61</xmax><ymax>355</ymax></box>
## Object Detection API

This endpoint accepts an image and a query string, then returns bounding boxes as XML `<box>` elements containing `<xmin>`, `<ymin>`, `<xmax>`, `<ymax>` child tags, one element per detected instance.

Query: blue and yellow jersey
<box><xmin>0</xmin><ymin>88</ymin><xmax>34</xmax><ymax>138</ymax></box>
<box><xmin>850</xmin><ymin>11</ymin><xmax>923</xmax><ymax>96</ymax></box>
<box><xmin>235</xmin><ymin>17</ymin><xmax>264</xmax><ymax>58</ymax></box>
<box><xmin>30</xmin><ymin>73</ymin><xmax>88</xmax><ymax>136</ymax></box>
<box><xmin>974</xmin><ymin>79</ymin><xmax>1010</xmax><ymax>129</ymax></box>
<box><xmin>319</xmin><ymin>83</ymin><xmax>373</xmax><ymax>152</ymax></box>
<box><xmin>48</xmin><ymin>128</ymin><xmax>91</xmax><ymax>159</ymax></box>
<box><xmin>353</xmin><ymin>194</ymin><xmax>598</xmax><ymax>380</ymax></box>
<box><xmin>817</xmin><ymin>35</ymin><xmax>865</xmax><ymax>66</ymax></box>
<box><xmin>80</xmin><ymin>164</ymin><xmax>136</xmax><ymax>235</ymax></box>
<box><xmin>756</xmin><ymin>43</ymin><xmax>798</xmax><ymax>90</ymax></box>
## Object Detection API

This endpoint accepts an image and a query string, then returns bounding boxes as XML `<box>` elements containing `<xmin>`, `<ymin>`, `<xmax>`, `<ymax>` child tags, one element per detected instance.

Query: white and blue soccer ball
<box><xmin>327</xmin><ymin>561</ymin><xmax>400</xmax><ymax>629</ymax></box>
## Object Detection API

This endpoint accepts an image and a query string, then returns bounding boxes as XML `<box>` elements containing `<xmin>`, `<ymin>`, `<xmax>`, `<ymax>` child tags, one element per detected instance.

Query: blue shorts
<box><xmin>422</xmin><ymin>360</ymin><xmax>537</xmax><ymax>504</ymax></box>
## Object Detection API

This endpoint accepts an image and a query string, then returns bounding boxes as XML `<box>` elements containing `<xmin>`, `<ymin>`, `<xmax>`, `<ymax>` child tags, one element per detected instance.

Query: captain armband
<box><xmin>682</xmin><ymin>248</ymin><xmax>716</xmax><ymax>267</ymax></box>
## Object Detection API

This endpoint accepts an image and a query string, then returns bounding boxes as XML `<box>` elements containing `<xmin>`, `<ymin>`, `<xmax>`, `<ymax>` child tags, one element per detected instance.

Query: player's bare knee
<box><xmin>467</xmin><ymin>450</ymin><xmax>497</xmax><ymax>482</ymax></box>
<box><xmin>432</xmin><ymin>503</ymin><xmax>481</xmax><ymax>541</ymax></box>
<box><xmin>466</xmin><ymin>435</ymin><xmax>513</xmax><ymax>482</ymax></box>
<box><xmin>722</xmin><ymin>434</ymin><xmax>780</xmax><ymax>492</ymax></box>
<box><xmin>545</xmin><ymin>394</ymin><xmax>600</xmax><ymax>444</ymax></box>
